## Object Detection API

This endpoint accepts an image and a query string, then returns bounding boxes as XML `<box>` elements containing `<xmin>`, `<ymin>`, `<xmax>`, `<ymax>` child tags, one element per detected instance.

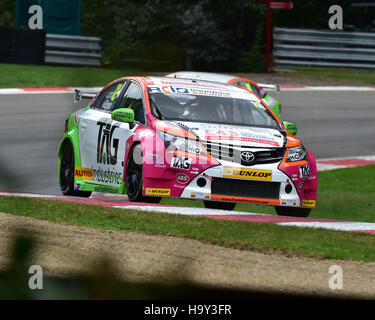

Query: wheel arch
<box><xmin>57</xmin><ymin>131</ymin><xmax>82</xmax><ymax>183</ymax></box>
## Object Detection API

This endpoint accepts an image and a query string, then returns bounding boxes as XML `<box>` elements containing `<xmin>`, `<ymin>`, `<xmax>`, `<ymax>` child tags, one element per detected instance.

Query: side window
<box><xmin>93</xmin><ymin>82</ymin><xmax>124</xmax><ymax>111</ymax></box>
<box><xmin>116</xmin><ymin>82</ymin><xmax>145</xmax><ymax>124</ymax></box>
<box><xmin>236</xmin><ymin>81</ymin><xmax>262</xmax><ymax>98</ymax></box>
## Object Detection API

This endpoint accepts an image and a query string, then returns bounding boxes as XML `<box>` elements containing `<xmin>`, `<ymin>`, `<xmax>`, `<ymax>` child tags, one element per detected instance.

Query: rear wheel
<box><xmin>203</xmin><ymin>201</ymin><xmax>236</xmax><ymax>211</ymax></box>
<box><xmin>125</xmin><ymin>144</ymin><xmax>161</xmax><ymax>203</ymax></box>
<box><xmin>275</xmin><ymin>206</ymin><xmax>311</xmax><ymax>217</ymax></box>
<box><xmin>59</xmin><ymin>141</ymin><xmax>91</xmax><ymax>197</ymax></box>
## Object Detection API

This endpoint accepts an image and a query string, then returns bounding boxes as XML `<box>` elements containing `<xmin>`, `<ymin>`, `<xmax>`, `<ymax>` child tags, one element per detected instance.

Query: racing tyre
<box><xmin>275</xmin><ymin>206</ymin><xmax>311</xmax><ymax>217</ymax></box>
<box><xmin>59</xmin><ymin>141</ymin><xmax>92</xmax><ymax>198</ymax></box>
<box><xmin>203</xmin><ymin>201</ymin><xmax>236</xmax><ymax>211</ymax></box>
<box><xmin>125</xmin><ymin>144</ymin><xmax>161</xmax><ymax>204</ymax></box>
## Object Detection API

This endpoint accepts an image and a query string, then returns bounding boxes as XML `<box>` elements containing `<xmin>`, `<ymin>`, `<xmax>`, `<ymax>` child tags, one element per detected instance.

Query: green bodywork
<box><xmin>57</xmin><ymin>105</ymin><xmax>127</xmax><ymax>195</ymax></box>
<box><xmin>263</xmin><ymin>93</ymin><xmax>281</xmax><ymax>121</ymax></box>
<box><xmin>283</xmin><ymin>121</ymin><xmax>298</xmax><ymax>136</ymax></box>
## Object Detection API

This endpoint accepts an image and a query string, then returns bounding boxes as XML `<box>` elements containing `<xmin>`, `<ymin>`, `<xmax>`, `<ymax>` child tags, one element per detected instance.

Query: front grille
<box><xmin>200</xmin><ymin>140</ymin><xmax>285</xmax><ymax>166</ymax></box>
<box><xmin>212</xmin><ymin>178</ymin><xmax>280</xmax><ymax>199</ymax></box>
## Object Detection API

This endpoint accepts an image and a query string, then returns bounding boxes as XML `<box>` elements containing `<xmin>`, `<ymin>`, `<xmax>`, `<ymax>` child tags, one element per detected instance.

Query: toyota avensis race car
<box><xmin>58</xmin><ymin>76</ymin><xmax>317</xmax><ymax>217</ymax></box>
<box><xmin>166</xmin><ymin>71</ymin><xmax>282</xmax><ymax>121</ymax></box>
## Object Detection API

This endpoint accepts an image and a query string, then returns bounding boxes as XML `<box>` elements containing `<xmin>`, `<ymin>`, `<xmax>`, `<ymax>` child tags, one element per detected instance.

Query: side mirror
<box><xmin>111</xmin><ymin>108</ymin><xmax>134</xmax><ymax>123</ymax></box>
<box><xmin>283</xmin><ymin>121</ymin><xmax>297</xmax><ymax>136</ymax></box>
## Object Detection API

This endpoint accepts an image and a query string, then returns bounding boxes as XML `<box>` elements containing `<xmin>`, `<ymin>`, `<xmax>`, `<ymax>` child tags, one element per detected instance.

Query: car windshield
<box><xmin>149</xmin><ymin>90</ymin><xmax>280</xmax><ymax>129</ymax></box>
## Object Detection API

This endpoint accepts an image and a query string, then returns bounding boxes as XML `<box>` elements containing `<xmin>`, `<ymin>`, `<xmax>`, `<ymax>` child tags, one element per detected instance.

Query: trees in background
<box><xmin>0</xmin><ymin>0</ymin><xmax>372</xmax><ymax>71</ymax></box>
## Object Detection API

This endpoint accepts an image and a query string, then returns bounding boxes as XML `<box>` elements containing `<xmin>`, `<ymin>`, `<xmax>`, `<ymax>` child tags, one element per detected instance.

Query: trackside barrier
<box><xmin>45</xmin><ymin>34</ymin><xmax>102</xmax><ymax>67</ymax></box>
<box><xmin>273</xmin><ymin>27</ymin><xmax>375</xmax><ymax>69</ymax></box>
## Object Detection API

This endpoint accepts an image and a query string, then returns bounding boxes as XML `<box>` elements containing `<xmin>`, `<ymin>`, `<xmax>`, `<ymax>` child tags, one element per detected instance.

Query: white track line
<box><xmin>278</xmin><ymin>221</ymin><xmax>375</xmax><ymax>232</ymax></box>
<box><xmin>113</xmin><ymin>205</ymin><xmax>260</xmax><ymax>216</ymax></box>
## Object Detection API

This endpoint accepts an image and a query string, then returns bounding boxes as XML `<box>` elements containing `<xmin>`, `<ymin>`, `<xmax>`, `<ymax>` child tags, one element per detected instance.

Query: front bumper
<box><xmin>143</xmin><ymin>152</ymin><xmax>317</xmax><ymax>209</ymax></box>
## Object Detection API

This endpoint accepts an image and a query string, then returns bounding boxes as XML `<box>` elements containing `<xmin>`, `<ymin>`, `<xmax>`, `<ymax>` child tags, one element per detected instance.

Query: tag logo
<box><xmin>299</xmin><ymin>165</ymin><xmax>310</xmax><ymax>178</ymax></box>
<box><xmin>96</xmin><ymin>120</ymin><xmax>119</xmax><ymax>165</ymax></box>
<box><xmin>171</xmin><ymin>156</ymin><xmax>191</xmax><ymax>170</ymax></box>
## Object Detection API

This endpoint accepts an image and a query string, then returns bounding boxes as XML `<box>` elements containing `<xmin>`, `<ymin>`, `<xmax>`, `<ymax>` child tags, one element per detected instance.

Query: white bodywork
<box><xmin>166</xmin><ymin>71</ymin><xmax>280</xmax><ymax>92</ymax></box>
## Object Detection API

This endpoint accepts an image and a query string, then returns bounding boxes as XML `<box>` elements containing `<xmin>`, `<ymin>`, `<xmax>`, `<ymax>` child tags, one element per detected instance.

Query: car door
<box><xmin>78</xmin><ymin>80</ymin><xmax>131</xmax><ymax>188</ymax></box>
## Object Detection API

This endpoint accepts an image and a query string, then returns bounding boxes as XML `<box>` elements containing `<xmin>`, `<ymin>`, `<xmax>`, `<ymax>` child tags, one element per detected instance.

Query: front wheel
<box><xmin>125</xmin><ymin>144</ymin><xmax>161</xmax><ymax>204</ymax></box>
<box><xmin>203</xmin><ymin>201</ymin><xmax>236</xmax><ymax>211</ymax></box>
<box><xmin>275</xmin><ymin>206</ymin><xmax>311</xmax><ymax>217</ymax></box>
<box><xmin>59</xmin><ymin>141</ymin><xmax>91</xmax><ymax>198</ymax></box>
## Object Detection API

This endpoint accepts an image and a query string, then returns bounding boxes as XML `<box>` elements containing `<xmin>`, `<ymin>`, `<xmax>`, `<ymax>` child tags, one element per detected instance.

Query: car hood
<box><xmin>176</xmin><ymin>121</ymin><xmax>285</xmax><ymax>148</ymax></box>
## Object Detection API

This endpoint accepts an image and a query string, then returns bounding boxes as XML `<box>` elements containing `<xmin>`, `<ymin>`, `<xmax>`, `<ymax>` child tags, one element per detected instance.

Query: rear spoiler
<box><xmin>258</xmin><ymin>83</ymin><xmax>281</xmax><ymax>92</ymax></box>
<box><xmin>73</xmin><ymin>89</ymin><xmax>97</xmax><ymax>103</ymax></box>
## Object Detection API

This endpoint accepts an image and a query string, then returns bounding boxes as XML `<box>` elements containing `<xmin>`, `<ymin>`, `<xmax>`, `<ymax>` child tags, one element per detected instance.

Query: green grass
<box><xmin>0</xmin><ymin>196</ymin><xmax>375</xmax><ymax>262</ymax></box>
<box><xmin>281</xmin><ymin>67</ymin><xmax>375</xmax><ymax>85</ymax></box>
<box><xmin>162</xmin><ymin>165</ymin><xmax>375</xmax><ymax>223</ymax></box>
<box><xmin>0</xmin><ymin>63</ymin><xmax>148</xmax><ymax>88</ymax></box>
<box><xmin>0</xmin><ymin>166</ymin><xmax>374</xmax><ymax>262</ymax></box>
<box><xmin>2</xmin><ymin>63</ymin><xmax>375</xmax><ymax>88</ymax></box>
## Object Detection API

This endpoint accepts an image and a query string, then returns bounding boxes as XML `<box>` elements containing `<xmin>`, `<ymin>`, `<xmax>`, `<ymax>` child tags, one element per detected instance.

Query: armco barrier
<box><xmin>44</xmin><ymin>34</ymin><xmax>102</xmax><ymax>67</ymax></box>
<box><xmin>273</xmin><ymin>27</ymin><xmax>375</xmax><ymax>69</ymax></box>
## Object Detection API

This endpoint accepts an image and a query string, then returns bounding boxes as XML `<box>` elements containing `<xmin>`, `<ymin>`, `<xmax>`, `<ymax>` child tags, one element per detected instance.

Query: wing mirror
<box><xmin>283</xmin><ymin>121</ymin><xmax>297</xmax><ymax>136</ymax></box>
<box><xmin>111</xmin><ymin>108</ymin><xmax>134</xmax><ymax>123</ymax></box>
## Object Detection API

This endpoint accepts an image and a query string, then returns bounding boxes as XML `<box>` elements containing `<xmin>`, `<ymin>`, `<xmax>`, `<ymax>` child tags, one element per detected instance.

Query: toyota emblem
<box><xmin>240</xmin><ymin>151</ymin><xmax>255</xmax><ymax>164</ymax></box>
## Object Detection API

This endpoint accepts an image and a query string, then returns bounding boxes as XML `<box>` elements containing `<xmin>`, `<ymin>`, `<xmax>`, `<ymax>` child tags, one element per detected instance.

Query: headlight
<box><xmin>160</xmin><ymin>131</ymin><xmax>205</xmax><ymax>156</ymax></box>
<box><xmin>286</xmin><ymin>145</ymin><xmax>308</xmax><ymax>162</ymax></box>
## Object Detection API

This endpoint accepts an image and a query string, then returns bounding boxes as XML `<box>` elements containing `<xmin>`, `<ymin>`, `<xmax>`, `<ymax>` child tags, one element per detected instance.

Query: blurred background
<box><xmin>0</xmin><ymin>0</ymin><xmax>375</xmax><ymax>72</ymax></box>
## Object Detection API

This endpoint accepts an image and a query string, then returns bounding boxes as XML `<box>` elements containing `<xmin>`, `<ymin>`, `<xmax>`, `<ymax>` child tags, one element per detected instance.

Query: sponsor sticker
<box><xmin>299</xmin><ymin>165</ymin><xmax>311</xmax><ymax>178</ymax></box>
<box><xmin>148</xmin><ymin>85</ymin><xmax>231</xmax><ymax>98</ymax></box>
<box><xmin>176</xmin><ymin>173</ymin><xmax>189</xmax><ymax>184</ymax></box>
<box><xmin>171</xmin><ymin>155</ymin><xmax>192</xmax><ymax>170</ymax></box>
<box><xmin>145</xmin><ymin>188</ymin><xmax>171</xmax><ymax>196</ymax></box>
<box><xmin>91</xmin><ymin>166</ymin><xmax>122</xmax><ymax>185</ymax></box>
<box><xmin>191</xmin><ymin>192</ymin><xmax>210</xmax><ymax>199</ymax></box>
<box><xmin>280</xmin><ymin>199</ymin><xmax>297</xmax><ymax>206</ymax></box>
<box><xmin>223</xmin><ymin>167</ymin><xmax>272</xmax><ymax>181</ymax></box>
<box><xmin>74</xmin><ymin>167</ymin><xmax>93</xmax><ymax>180</ymax></box>
<box><xmin>74</xmin><ymin>109</ymin><xmax>85</xmax><ymax>125</ymax></box>
<box><xmin>303</xmin><ymin>200</ymin><xmax>316</xmax><ymax>208</ymax></box>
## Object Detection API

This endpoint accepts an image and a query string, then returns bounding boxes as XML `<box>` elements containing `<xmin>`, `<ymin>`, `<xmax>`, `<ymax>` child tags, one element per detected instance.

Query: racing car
<box><xmin>166</xmin><ymin>71</ymin><xmax>282</xmax><ymax>121</ymax></box>
<box><xmin>58</xmin><ymin>76</ymin><xmax>317</xmax><ymax>217</ymax></box>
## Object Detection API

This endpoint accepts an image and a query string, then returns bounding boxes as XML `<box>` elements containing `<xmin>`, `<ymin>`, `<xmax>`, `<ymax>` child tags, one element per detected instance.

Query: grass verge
<box><xmin>279</xmin><ymin>67</ymin><xmax>375</xmax><ymax>85</ymax></box>
<box><xmin>0</xmin><ymin>63</ymin><xmax>147</xmax><ymax>88</ymax></box>
<box><xmin>2</xmin><ymin>64</ymin><xmax>375</xmax><ymax>88</ymax></box>
<box><xmin>0</xmin><ymin>195</ymin><xmax>375</xmax><ymax>262</ymax></box>
<box><xmin>162</xmin><ymin>165</ymin><xmax>375</xmax><ymax>223</ymax></box>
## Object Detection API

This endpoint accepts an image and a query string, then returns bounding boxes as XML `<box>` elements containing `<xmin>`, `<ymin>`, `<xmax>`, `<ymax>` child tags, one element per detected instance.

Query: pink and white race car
<box><xmin>58</xmin><ymin>76</ymin><xmax>317</xmax><ymax>217</ymax></box>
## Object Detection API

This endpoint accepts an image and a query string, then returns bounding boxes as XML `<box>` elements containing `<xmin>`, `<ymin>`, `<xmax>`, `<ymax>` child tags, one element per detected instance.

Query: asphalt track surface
<box><xmin>0</xmin><ymin>91</ymin><xmax>374</xmax><ymax>195</ymax></box>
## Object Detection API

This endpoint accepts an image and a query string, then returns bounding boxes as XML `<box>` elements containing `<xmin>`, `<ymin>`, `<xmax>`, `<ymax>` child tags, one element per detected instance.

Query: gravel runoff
<box><xmin>0</xmin><ymin>212</ymin><xmax>374</xmax><ymax>299</ymax></box>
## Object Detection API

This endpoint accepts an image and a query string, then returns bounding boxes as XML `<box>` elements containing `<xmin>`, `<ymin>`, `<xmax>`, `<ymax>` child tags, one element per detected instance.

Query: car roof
<box><xmin>165</xmin><ymin>71</ymin><xmax>237</xmax><ymax>83</ymax></box>
<box><xmin>144</xmin><ymin>76</ymin><xmax>248</xmax><ymax>93</ymax></box>
<box><xmin>100</xmin><ymin>75</ymin><xmax>248</xmax><ymax>94</ymax></box>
